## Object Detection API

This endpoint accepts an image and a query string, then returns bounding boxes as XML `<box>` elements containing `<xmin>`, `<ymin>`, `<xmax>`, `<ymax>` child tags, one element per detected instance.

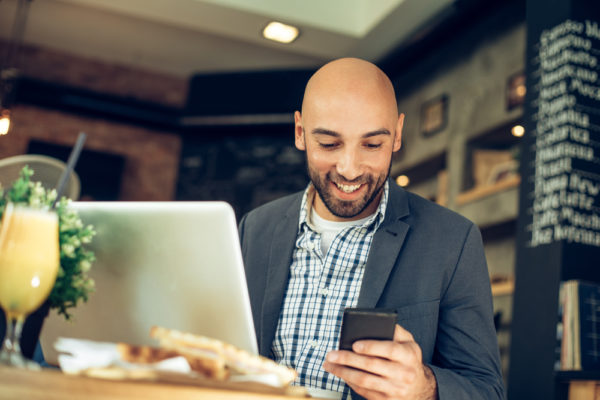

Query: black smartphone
<box><xmin>338</xmin><ymin>308</ymin><xmax>397</xmax><ymax>351</ymax></box>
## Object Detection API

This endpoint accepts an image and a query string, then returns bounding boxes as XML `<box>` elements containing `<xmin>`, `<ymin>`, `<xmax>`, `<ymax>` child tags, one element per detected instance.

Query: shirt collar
<box><xmin>298</xmin><ymin>180</ymin><xmax>389</xmax><ymax>232</ymax></box>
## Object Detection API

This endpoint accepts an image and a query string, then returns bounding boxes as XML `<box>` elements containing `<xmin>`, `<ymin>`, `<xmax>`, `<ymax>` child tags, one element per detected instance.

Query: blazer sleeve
<box><xmin>428</xmin><ymin>224</ymin><xmax>505</xmax><ymax>400</ymax></box>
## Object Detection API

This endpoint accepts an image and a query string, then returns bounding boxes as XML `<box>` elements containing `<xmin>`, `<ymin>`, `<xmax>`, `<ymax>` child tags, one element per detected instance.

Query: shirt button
<box><xmin>306</xmin><ymin>242</ymin><xmax>315</xmax><ymax>251</ymax></box>
<box><xmin>310</xmin><ymin>340</ymin><xmax>318</xmax><ymax>348</ymax></box>
<box><xmin>319</xmin><ymin>287</ymin><xmax>329</xmax><ymax>296</ymax></box>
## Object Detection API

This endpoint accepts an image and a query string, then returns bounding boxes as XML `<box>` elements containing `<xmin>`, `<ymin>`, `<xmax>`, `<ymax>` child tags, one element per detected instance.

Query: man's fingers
<box><xmin>351</xmin><ymin>339</ymin><xmax>421</xmax><ymax>365</ymax></box>
<box><xmin>394</xmin><ymin>324</ymin><xmax>415</xmax><ymax>343</ymax></box>
<box><xmin>323</xmin><ymin>360</ymin><xmax>403</xmax><ymax>397</ymax></box>
<box><xmin>326</xmin><ymin>350</ymin><xmax>417</xmax><ymax>384</ymax></box>
<box><xmin>324</xmin><ymin>325</ymin><xmax>426</xmax><ymax>399</ymax></box>
<box><xmin>326</xmin><ymin>350</ymin><xmax>390</xmax><ymax>377</ymax></box>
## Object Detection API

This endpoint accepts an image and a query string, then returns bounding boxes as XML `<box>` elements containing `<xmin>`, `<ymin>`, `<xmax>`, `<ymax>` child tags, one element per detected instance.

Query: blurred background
<box><xmin>0</xmin><ymin>0</ymin><xmax>524</xmax><ymax>385</ymax></box>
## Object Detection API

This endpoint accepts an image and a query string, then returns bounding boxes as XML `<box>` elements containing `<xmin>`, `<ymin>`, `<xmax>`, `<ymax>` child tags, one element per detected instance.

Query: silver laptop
<box><xmin>40</xmin><ymin>201</ymin><xmax>258</xmax><ymax>364</ymax></box>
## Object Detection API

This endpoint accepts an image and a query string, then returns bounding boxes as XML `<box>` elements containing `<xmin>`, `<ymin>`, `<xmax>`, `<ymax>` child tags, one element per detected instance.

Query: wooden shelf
<box><xmin>491</xmin><ymin>279</ymin><xmax>514</xmax><ymax>296</ymax></box>
<box><xmin>455</xmin><ymin>176</ymin><xmax>520</xmax><ymax>229</ymax></box>
<box><xmin>456</xmin><ymin>175</ymin><xmax>521</xmax><ymax>206</ymax></box>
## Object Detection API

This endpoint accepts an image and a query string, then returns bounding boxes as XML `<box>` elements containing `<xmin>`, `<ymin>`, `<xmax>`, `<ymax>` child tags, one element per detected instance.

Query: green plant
<box><xmin>0</xmin><ymin>166</ymin><xmax>95</xmax><ymax>319</ymax></box>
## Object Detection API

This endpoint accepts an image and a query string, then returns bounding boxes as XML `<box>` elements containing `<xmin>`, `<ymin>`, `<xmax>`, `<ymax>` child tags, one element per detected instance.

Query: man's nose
<box><xmin>336</xmin><ymin>149</ymin><xmax>362</xmax><ymax>181</ymax></box>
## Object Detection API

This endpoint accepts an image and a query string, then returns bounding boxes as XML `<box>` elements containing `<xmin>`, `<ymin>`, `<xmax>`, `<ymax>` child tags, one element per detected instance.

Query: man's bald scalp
<box><xmin>301</xmin><ymin>58</ymin><xmax>398</xmax><ymax>120</ymax></box>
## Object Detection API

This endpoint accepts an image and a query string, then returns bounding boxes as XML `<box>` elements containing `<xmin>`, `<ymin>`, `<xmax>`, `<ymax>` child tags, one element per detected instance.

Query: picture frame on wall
<box><xmin>420</xmin><ymin>94</ymin><xmax>448</xmax><ymax>138</ymax></box>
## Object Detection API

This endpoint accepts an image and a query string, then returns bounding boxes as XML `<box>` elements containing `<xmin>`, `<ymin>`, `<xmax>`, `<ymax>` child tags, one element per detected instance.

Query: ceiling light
<box><xmin>396</xmin><ymin>175</ymin><xmax>410</xmax><ymax>187</ymax></box>
<box><xmin>511</xmin><ymin>125</ymin><xmax>525</xmax><ymax>137</ymax></box>
<box><xmin>0</xmin><ymin>110</ymin><xmax>11</xmax><ymax>136</ymax></box>
<box><xmin>263</xmin><ymin>21</ymin><xmax>299</xmax><ymax>44</ymax></box>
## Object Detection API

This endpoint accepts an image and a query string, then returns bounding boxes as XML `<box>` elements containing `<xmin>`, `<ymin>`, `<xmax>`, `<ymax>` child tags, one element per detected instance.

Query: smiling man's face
<box><xmin>295</xmin><ymin>58</ymin><xmax>404</xmax><ymax>221</ymax></box>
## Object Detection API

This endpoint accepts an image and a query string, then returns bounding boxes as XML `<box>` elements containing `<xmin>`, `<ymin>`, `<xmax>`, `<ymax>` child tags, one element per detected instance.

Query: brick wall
<box><xmin>1</xmin><ymin>105</ymin><xmax>181</xmax><ymax>200</ymax></box>
<box><xmin>0</xmin><ymin>41</ymin><xmax>184</xmax><ymax>200</ymax></box>
<box><xmin>2</xmin><ymin>40</ymin><xmax>188</xmax><ymax>108</ymax></box>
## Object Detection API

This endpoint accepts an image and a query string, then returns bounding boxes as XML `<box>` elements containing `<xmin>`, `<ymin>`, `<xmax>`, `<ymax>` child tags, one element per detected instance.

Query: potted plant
<box><xmin>0</xmin><ymin>166</ymin><xmax>95</xmax><ymax>358</ymax></box>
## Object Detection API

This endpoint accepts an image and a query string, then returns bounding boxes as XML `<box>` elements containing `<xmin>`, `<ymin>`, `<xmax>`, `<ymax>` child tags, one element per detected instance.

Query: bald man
<box><xmin>239</xmin><ymin>58</ymin><xmax>504</xmax><ymax>400</ymax></box>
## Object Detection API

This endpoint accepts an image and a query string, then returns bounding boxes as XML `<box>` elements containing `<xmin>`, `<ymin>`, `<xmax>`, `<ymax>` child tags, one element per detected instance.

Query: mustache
<box><xmin>326</xmin><ymin>172</ymin><xmax>371</xmax><ymax>185</ymax></box>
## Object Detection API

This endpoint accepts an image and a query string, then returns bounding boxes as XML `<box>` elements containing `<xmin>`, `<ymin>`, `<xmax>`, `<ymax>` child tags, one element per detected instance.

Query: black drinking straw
<box><xmin>51</xmin><ymin>132</ymin><xmax>87</xmax><ymax>209</ymax></box>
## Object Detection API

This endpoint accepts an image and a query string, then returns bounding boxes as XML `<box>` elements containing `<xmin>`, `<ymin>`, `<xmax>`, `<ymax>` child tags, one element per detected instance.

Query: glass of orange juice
<box><xmin>0</xmin><ymin>203</ymin><xmax>59</xmax><ymax>369</ymax></box>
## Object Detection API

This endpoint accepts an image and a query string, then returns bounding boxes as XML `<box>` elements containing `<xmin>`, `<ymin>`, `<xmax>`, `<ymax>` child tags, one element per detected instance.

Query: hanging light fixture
<box><xmin>0</xmin><ymin>109</ymin><xmax>10</xmax><ymax>136</ymax></box>
<box><xmin>0</xmin><ymin>0</ymin><xmax>34</xmax><ymax>136</ymax></box>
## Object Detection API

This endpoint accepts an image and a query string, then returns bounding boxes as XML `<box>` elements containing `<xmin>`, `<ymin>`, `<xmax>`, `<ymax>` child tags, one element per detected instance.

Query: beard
<box><xmin>307</xmin><ymin>160</ymin><xmax>390</xmax><ymax>219</ymax></box>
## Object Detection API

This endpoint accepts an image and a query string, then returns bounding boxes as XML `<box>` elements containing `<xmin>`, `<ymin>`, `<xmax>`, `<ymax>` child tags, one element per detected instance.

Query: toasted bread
<box><xmin>116</xmin><ymin>342</ymin><xmax>228</xmax><ymax>380</ymax></box>
<box><xmin>150</xmin><ymin>326</ymin><xmax>297</xmax><ymax>385</ymax></box>
<box><xmin>117</xmin><ymin>343</ymin><xmax>179</xmax><ymax>364</ymax></box>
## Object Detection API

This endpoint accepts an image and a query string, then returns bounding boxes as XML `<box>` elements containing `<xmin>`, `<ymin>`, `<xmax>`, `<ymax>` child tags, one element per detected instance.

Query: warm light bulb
<box><xmin>396</xmin><ymin>175</ymin><xmax>410</xmax><ymax>187</ymax></box>
<box><xmin>0</xmin><ymin>110</ymin><xmax>10</xmax><ymax>136</ymax></box>
<box><xmin>263</xmin><ymin>21</ymin><xmax>299</xmax><ymax>44</ymax></box>
<box><xmin>516</xmin><ymin>84</ymin><xmax>526</xmax><ymax>97</ymax></box>
<box><xmin>511</xmin><ymin>125</ymin><xmax>525</xmax><ymax>137</ymax></box>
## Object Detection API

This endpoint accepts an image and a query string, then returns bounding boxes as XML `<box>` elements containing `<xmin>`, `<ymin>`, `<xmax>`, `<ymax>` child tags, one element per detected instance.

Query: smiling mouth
<box><xmin>335</xmin><ymin>182</ymin><xmax>362</xmax><ymax>193</ymax></box>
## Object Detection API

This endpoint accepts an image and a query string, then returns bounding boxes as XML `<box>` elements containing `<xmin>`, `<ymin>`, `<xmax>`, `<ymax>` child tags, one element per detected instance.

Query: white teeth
<box><xmin>336</xmin><ymin>183</ymin><xmax>361</xmax><ymax>193</ymax></box>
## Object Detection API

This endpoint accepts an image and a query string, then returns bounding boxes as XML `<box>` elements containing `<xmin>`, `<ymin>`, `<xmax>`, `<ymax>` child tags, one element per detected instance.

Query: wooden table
<box><xmin>0</xmin><ymin>366</ymin><xmax>308</xmax><ymax>400</ymax></box>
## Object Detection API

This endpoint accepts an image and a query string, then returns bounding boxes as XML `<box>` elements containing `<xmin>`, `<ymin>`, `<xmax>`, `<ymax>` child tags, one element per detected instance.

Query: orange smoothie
<box><xmin>0</xmin><ymin>206</ymin><xmax>59</xmax><ymax>320</ymax></box>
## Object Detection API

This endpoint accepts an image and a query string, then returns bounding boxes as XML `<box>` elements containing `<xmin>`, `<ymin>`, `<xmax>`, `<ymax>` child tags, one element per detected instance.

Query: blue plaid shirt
<box><xmin>271</xmin><ymin>181</ymin><xmax>389</xmax><ymax>394</ymax></box>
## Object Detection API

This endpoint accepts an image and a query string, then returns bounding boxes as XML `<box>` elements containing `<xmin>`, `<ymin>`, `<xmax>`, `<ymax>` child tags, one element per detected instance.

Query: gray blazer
<box><xmin>239</xmin><ymin>182</ymin><xmax>505</xmax><ymax>399</ymax></box>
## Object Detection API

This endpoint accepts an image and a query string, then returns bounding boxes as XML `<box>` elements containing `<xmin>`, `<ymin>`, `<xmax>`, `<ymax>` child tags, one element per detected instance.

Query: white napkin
<box><xmin>54</xmin><ymin>337</ymin><xmax>191</xmax><ymax>374</ymax></box>
<box><xmin>54</xmin><ymin>338</ymin><xmax>292</xmax><ymax>389</ymax></box>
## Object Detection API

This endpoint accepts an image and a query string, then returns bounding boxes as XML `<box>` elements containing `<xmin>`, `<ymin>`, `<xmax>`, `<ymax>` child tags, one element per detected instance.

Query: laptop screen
<box><xmin>40</xmin><ymin>201</ymin><xmax>257</xmax><ymax>364</ymax></box>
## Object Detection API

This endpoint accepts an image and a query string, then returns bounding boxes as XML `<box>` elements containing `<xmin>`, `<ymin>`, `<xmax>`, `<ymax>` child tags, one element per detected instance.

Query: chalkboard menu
<box><xmin>509</xmin><ymin>1</ymin><xmax>600</xmax><ymax>398</ymax></box>
<box><xmin>529</xmin><ymin>19</ymin><xmax>600</xmax><ymax>249</ymax></box>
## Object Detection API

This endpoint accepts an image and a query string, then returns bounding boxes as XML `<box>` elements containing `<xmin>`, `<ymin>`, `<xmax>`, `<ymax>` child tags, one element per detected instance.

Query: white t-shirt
<box><xmin>310</xmin><ymin>208</ymin><xmax>372</xmax><ymax>256</ymax></box>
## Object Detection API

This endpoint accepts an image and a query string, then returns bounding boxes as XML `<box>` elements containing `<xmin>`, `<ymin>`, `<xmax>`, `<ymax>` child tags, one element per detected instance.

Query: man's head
<box><xmin>294</xmin><ymin>57</ymin><xmax>404</xmax><ymax>221</ymax></box>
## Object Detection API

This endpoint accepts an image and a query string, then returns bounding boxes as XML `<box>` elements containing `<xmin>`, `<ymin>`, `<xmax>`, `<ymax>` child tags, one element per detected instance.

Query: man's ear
<box><xmin>393</xmin><ymin>113</ymin><xmax>404</xmax><ymax>152</ymax></box>
<box><xmin>294</xmin><ymin>111</ymin><xmax>306</xmax><ymax>151</ymax></box>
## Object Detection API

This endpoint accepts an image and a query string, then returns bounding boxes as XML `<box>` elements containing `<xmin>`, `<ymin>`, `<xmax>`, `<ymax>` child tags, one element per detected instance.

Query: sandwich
<box><xmin>116</xmin><ymin>341</ymin><xmax>228</xmax><ymax>380</ymax></box>
<box><xmin>149</xmin><ymin>325</ymin><xmax>297</xmax><ymax>386</ymax></box>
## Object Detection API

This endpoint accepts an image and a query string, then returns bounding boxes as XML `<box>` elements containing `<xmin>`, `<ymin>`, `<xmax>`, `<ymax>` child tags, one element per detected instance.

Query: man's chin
<box><xmin>325</xmin><ymin>180</ymin><xmax>386</xmax><ymax>219</ymax></box>
<box><xmin>324</xmin><ymin>199</ymin><xmax>368</xmax><ymax>219</ymax></box>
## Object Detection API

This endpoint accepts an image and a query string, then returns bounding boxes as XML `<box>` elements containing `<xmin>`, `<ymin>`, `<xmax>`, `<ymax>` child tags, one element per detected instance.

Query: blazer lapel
<box><xmin>357</xmin><ymin>183</ymin><xmax>411</xmax><ymax>308</ymax></box>
<box><xmin>259</xmin><ymin>196</ymin><xmax>301</xmax><ymax>356</ymax></box>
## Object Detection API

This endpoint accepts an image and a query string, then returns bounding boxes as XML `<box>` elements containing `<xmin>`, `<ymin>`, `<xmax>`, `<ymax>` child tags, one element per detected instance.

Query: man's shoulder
<box><xmin>396</xmin><ymin>187</ymin><xmax>476</xmax><ymax>232</ymax></box>
<box><xmin>409</xmin><ymin>191</ymin><xmax>468</xmax><ymax>219</ymax></box>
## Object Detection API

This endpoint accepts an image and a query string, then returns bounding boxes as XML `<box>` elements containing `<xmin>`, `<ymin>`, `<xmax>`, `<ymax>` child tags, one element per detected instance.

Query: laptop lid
<box><xmin>40</xmin><ymin>201</ymin><xmax>258</xmax><ymax>364</ymax></box>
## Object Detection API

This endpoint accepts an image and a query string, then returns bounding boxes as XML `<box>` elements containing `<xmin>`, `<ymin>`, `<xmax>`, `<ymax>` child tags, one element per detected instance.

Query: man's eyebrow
<box><xmin>362</xmin><ymin>129</ymin><xmax>391</xmax><ymax>138</ymax></box>
<box><xmin>311</xmin><ymin>128</ymin><xmax>340</xmax><ymax>137</ymax></box>
<box><xmin>310</xmin><ymin>128</ymin><xmax>391</xmax><ymax>138</ymax></box>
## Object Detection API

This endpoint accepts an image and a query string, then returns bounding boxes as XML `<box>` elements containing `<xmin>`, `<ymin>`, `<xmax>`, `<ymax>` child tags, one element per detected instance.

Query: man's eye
<box><xmin>319</xmin><ymin>143</ymin><xmax>338</xmax><ymax>149</ymax></box>
<box><xmin>365</xmin><ymin>143</ymin><xmax>382</xmax><ymax>149</ymax></box>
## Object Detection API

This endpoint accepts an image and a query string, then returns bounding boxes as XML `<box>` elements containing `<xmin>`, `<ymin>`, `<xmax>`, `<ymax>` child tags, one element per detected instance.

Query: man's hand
<box><xmin>323</xmin><ymin>324</ymin><xmax>438</xmax><ymax>400</ymax></box>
